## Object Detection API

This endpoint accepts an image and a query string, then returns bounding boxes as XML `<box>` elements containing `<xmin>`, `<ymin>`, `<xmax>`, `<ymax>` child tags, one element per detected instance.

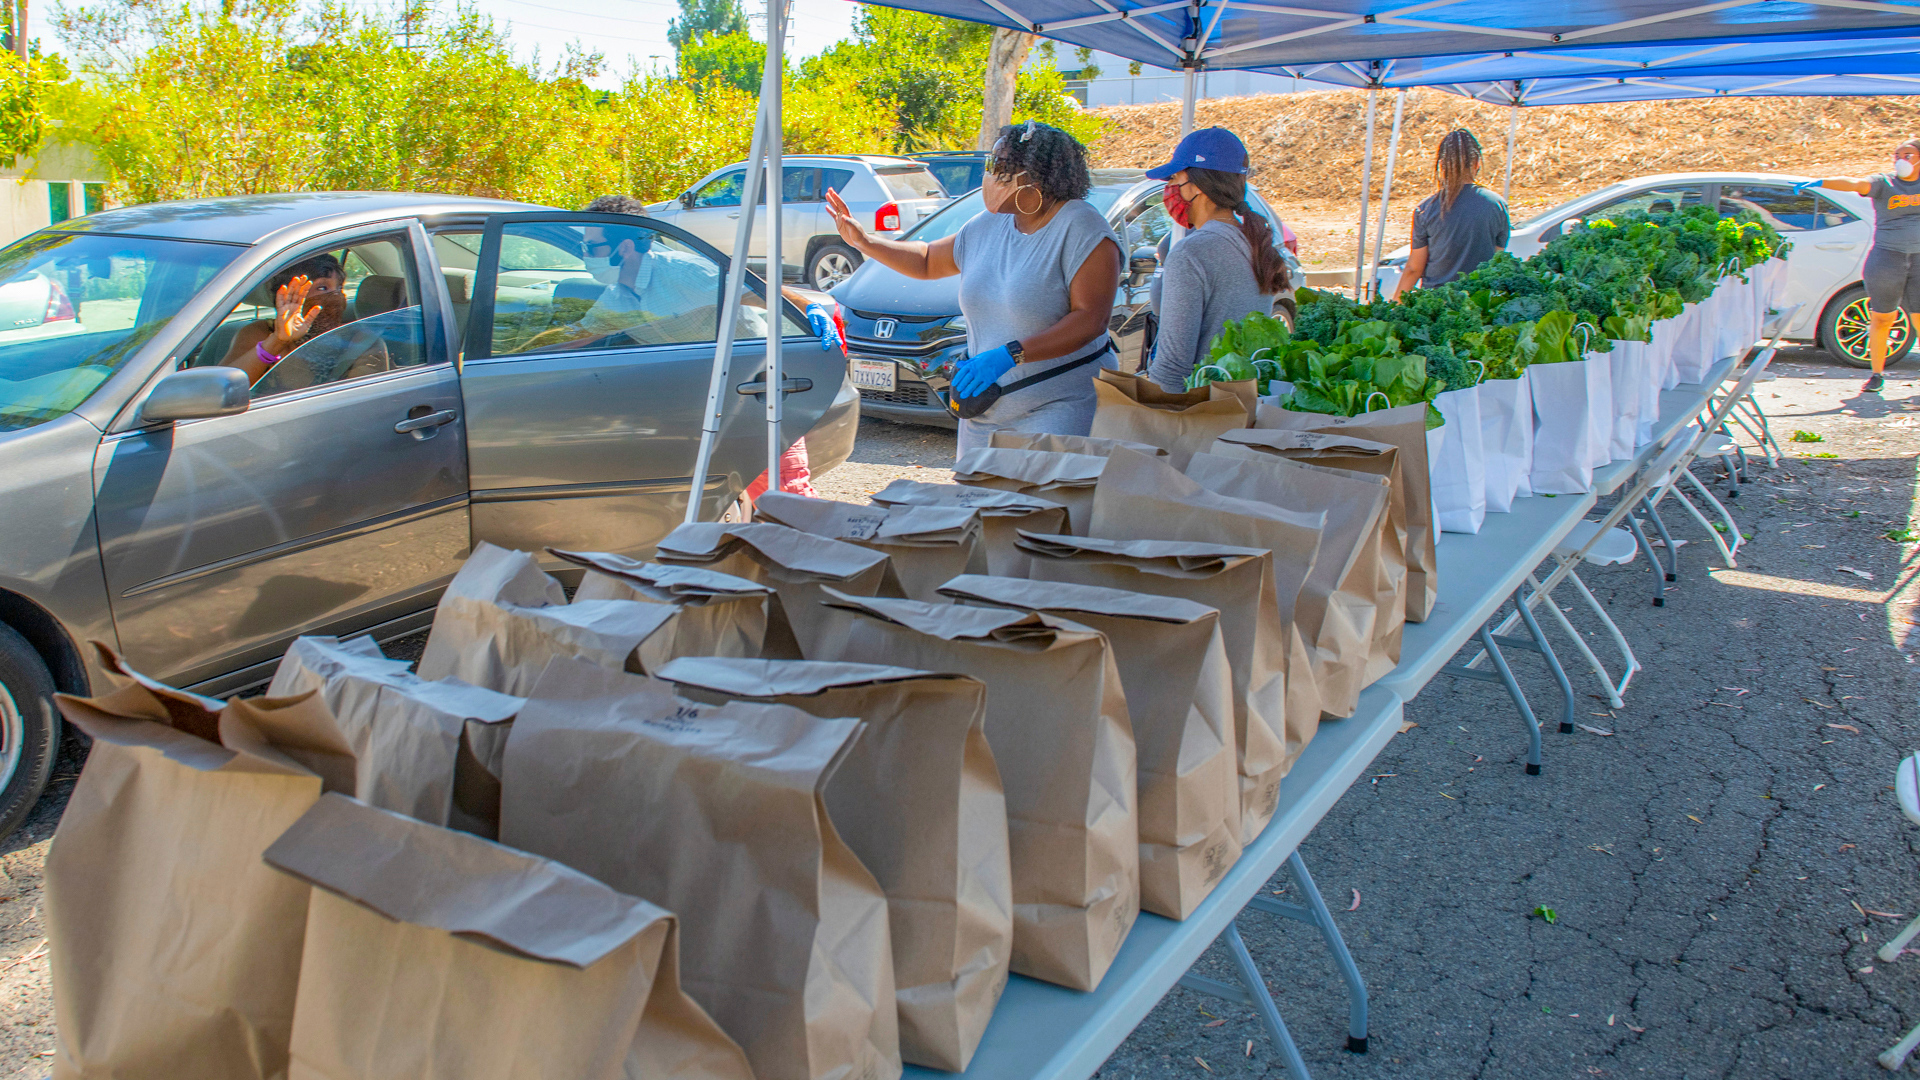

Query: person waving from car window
<box><xmin>1801</xmin><ymin>139</ymin><xmax>1920</xmax><ymax>393</ymax></box>
<box><xmin>825</xmin><ymin>119</ymin><xmax>1122</xmax><ymax>454</ymax></box>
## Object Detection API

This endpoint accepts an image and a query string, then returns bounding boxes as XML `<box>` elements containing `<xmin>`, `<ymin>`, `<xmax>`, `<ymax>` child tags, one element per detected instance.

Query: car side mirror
<box><xmin>681</xmin><ymin>191</ymin><xmax>695</xmax><ymax>209</ymax></box>
<box><xmin>140</xmin><ymin>367</ymin><xmax>250</xmax><ymax>424</ymax></box>
<box><xmin>1130</xmin><ymin>246</ymin><xmax>1159</xmax><ymax>282</ymax></box>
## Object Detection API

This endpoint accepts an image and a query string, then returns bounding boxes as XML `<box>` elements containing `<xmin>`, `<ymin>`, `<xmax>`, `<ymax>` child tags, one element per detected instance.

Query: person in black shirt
<box><xmin>1389</xmin><ymin>129</ymin><xmax>1511</xmax><ymax>299</ymax></box>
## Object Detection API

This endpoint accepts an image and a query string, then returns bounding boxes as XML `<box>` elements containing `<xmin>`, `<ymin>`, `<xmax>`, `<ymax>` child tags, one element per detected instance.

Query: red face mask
<box><xmin>1163</xmin><ymin>181</ymin><xmax>1193</xmax><ymax>228</ymax></box>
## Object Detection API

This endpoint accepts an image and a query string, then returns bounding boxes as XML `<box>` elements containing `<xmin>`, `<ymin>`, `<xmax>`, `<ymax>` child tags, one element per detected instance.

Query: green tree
<box><xmin>678</xmin><ymin>31</ymin><xmax>761</xmax><ymax>95</ymax></box>
<box><xmin>666</xmin><ymin>0</ymin><xmax>746</xmax><ymax>54</ymax></box>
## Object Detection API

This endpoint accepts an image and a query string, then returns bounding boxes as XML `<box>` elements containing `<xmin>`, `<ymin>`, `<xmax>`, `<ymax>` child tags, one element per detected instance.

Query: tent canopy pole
<box><xmin>1368</xmin><ymin>88</ymin><xmax>1406</xmax><ymax>303</ymax></box>
<box><xmin>682</xmin><ymin>51</ymin><xmax>775</xmax><ymax>524</ymax></box>
<box><xmin>1180</xmin><ymin>64</ymin><xmax>1197</xmax><ymax>135</ymax></box>
<box><xmin>1352</xmin><ymin>87</ymin><xmax>1377</xmax><ymax>300</ymax></box>
<box><xmin>1503</xmin><ymin>98</ymin><xmax>1519</xmax><ymax>201</ymax></box>
<box><xmin>764</xmin><ymin>0</ymin><xmax>786</xmax><ymax>491</ymax></box>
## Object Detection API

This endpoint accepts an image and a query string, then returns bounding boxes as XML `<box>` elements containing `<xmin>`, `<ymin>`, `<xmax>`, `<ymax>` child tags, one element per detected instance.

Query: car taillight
<box><xmin>1280</xmin><ymin>221</ymin><xmax>1299</xmax><ymax>256</ymax></box>
<box><xmin>44</xmin><ymin>279</ymin><xmax>75</xmax><ymax>323</ymax></box>
<box><xmin>875</xmin><ymin>202</ymin><xmax>901</xmax><ymax>232</ymax></box>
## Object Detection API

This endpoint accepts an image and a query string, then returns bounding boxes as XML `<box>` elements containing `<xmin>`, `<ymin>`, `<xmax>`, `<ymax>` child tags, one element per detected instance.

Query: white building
<box><xmin>0</xmin><ymin>140</ymin><xmax>109</xmax><ymax>244</ymax></box>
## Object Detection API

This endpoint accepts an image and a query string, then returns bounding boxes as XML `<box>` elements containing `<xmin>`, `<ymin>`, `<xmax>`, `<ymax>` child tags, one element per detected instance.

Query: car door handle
<box><xmin>395</xmin><ymin>409</ymin><xmax>458</xmax><ymax>434</ymax></box>
<box><xmin>1816</xmin><ymin>243</ymin><xmax>1859</xmax><ymax>251</ymax></box>
<box><xmin>736</xmin><ymin>377</ymin><xmax>813</xmax><ymax>397</ymax></box>
<box><xmin>728</xmin><ymin>212</ymin><xmax>741</xmax><ymax>218</ymax></box>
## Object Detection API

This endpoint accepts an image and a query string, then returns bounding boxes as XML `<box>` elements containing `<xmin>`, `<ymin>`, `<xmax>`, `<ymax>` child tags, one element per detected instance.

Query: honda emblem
<box><xmin>873</xmin><ymin>318</ymin><xmax>898</xmax><ymax>338</ymax></box>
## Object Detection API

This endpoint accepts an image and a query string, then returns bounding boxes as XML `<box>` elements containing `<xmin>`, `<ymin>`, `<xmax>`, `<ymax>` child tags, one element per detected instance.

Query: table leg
<box><xmin>1177</xmin><ymin>922</ymin><xmax>1314</xmax><ymax>1077</ymax></box>
<box><xmin>1512</xmin><ymin>586</ymin><xmax>1577</xmax><ymax>738</ymax></box>
<box><xmin>1244</xmin><ymin>853</ymin><xmax>1370</xmax><ymax>1052</ymax></box>
<box><xmin>1474</xmin><ymin>621</ymin><xmax>1545</xmax><ymax>774</ymax></box>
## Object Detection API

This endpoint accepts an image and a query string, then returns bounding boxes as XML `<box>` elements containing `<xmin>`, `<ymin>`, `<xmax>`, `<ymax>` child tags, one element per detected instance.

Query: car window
<box><xmin>1720</xmin><ymin>184</ymin><xmax>1824</xmax><ymax>232</ymax></box>
<box><xmin>1587</xmin><ymin>185</ymin><xmax>1709</xmax><ymax>222</ymax></box>
<box><xmin>822</xmin><ymin>168</ymin><xmax>854</xmax><ymax>198</ymax></box>
<box><xmin>1120</xmin><ymin>197</ymin><xmax>1173</xmax><ymax>253</ymax></box>
<box><xmin>0</xmin><ymin>231</ymin><xmax>238</xmax><ymax>432</ymax></box>
<box><xmin>1815</xmin><ymin>192</ymin><xmax>1861</xmax><ymax>229</ymax></box>
<box><xmin>783</xmin><ymin>167</ymin><xmax>821</xmax><ymax>203</ymax></box>
<box><xmin>692</xmin><ymin>172</ymin><xmax>745</xmax><ymax>209</ymax></box>
<box><xmin>877</xmin><ymin>166</ymin><xmax>945</xmax><ymax>201</ymax></box>
<box><xmin>196</xmin><ymin>234</ymin><xmax>430</xmax><ymax>399</ymax></box>
<box><xmin>485</xmin><ymin>220</ymin><xmax>803</xmax><ymax>356</ymax></box>
<box><xmin>924</xmin><ymin>161</ymin><xmax>980</xmax><ymax>196</ymax></box>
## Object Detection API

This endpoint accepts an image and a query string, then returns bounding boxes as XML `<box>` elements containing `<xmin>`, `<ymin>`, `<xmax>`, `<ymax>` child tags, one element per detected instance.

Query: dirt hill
<box><xmin>1089</xmin><ymin>90</ymin><xmax>1920</xmax><ymax>269</ymax></box>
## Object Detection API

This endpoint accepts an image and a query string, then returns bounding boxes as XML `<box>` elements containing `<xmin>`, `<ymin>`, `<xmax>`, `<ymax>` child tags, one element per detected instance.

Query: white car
<box><xmin>647</xmin><ymin>155</ymin><xmax>949</xmax><ymax>291</ymax></box>
<box><xmin>1373</xmin><ymin>172</ymin><xmax>1903</xmax><ymax>367</ymax></box>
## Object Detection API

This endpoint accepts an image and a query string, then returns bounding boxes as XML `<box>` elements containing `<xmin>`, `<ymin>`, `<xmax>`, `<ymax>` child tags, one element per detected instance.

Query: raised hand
<box><xmin>271</xmin><ymin>275</ymin><xmax>323</xmax><ymax>352</ymax></box>
<box><xmin>824</xmin><ymin>188</ymin><xmax>870</xmax><ymax>251</ymax></box>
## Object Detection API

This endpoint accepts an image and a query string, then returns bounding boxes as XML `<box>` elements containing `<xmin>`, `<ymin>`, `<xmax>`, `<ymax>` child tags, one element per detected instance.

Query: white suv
<box><xmin>648</xmin><ymin>155</ymin><xmax>949</xmax><ymax>290</ymax></box>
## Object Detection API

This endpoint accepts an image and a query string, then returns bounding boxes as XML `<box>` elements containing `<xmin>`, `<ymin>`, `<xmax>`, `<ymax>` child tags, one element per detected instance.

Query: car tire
<box><xmin>1274</xmin><ymin>297</ymin><xmax>1297</xmax><ymax>329</ymax></box>
<box><xmin>0</xmin><ymin>623</ymin><xmax>59</xmax><ymax>843</ymax></box>
<box><xmin>808</xmin><ymin>243</ymin><xmax>862</xmax><ymax>290</ymax></box>
<box><xmin>1819</xmin><ymin>284</ymin><xmax>1916</xmax><ymax>369</ymax></box>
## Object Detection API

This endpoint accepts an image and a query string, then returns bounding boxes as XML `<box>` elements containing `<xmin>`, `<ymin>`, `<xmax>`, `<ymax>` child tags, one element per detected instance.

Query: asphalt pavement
<box><xmin>2</xmin><ymin>351</ymin><xmax>1917</xmax><ymax>1078</ymax></box>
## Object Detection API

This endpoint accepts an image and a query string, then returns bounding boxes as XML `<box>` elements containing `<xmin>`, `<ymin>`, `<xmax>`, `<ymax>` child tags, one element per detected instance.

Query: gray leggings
<box><xmin>1864</xmin><ymin>245</ymin><xmax>1920</xmax><ymax>314</ymax></box>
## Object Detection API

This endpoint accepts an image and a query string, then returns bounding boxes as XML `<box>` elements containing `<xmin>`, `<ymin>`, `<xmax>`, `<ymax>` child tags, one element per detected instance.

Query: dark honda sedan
<box><xmin>833</xmin><ymin>169</ymin><xmax>1301</xmax><ymax>427</ymax></box>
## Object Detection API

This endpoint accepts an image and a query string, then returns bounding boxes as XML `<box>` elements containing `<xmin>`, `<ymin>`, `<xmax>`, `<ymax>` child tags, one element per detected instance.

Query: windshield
<box><xmin>903</xmin><ymin>186</ymin><xmax>1129</xmax><ymax>244</ymax></box>
<box><xmin>1514</xmin><ymin>182</ymin><xmax>1637</xmax><ymax>231</ymax></box>
<box><xmin>877</xmin><ymin>166</ymin><xmax>946</xmax><ymax>202</ymax></box>
<box><xmin>0</xmin><ymin>231</ymin><xmax>237</xmax><ymax>432</ymax></box>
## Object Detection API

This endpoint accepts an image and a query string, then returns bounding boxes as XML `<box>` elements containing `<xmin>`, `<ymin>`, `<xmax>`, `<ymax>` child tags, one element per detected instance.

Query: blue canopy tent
<box><xmin>682</xmin><ymin>0</ymin><xmax>1920</xmax><ymax>508</ymax></box>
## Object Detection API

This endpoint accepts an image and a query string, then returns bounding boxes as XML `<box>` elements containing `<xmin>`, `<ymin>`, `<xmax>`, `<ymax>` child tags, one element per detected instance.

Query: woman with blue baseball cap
<box><xmin>1143</xmin><ymin>127</ymin><xmax>1292</xmax><ymax>393</ymax></box>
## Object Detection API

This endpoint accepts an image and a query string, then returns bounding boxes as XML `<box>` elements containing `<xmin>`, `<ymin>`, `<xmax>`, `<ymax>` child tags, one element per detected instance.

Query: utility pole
<box><xmin>14</xmin><ymin>0</ymin><xmax>26</xmax><ymax>62</ymax></box>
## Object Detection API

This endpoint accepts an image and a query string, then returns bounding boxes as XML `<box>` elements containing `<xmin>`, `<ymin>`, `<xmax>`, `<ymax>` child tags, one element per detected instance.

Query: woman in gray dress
<box><xmin>824</xmin><ymin>120</ymin><xmax>1123</xmax><ymax>452</ymax></box>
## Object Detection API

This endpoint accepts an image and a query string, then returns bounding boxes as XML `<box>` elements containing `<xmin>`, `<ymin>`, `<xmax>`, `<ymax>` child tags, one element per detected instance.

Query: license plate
<box><xmin>851</xmin><ymin>358</ymin><xmax>896</xmax><ymax>392</ymax></box>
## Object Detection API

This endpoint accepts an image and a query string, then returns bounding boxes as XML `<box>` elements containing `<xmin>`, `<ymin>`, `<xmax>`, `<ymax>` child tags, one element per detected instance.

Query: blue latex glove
<box><xmin>1792</xmin><ymin>179</ymin><xmax>1821</xmax><ymax>194</ymax></box>
<box><xmin>952</xmin><ymin>345</ymin><xmax>1017</xmax><ymax>398</ymax></box>
<box><xmin>804</xmin><ymin>303</ymin><xmax>836</xmax><ymax>352</ymax></box>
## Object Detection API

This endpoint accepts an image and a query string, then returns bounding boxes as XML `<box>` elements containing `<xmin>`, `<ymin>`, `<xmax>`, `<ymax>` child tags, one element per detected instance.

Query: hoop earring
<box><xmin>1014</xmin><ymin>185</ymin><xmax>1043</xmax><ymax>216</ymax></box>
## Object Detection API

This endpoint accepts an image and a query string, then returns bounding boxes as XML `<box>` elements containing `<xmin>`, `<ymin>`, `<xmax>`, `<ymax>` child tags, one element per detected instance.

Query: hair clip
<box><xmin>1021</xmin><ymin>119</ymin><xmax>1036</xmax><ymax>141</ymax></box>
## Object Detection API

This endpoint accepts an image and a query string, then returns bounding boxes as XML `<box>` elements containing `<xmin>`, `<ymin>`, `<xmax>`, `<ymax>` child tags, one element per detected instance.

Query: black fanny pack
<box><xmin>939</xmin><ymin>342</ymin><xmax>1113</xmax><ymax>421</ymax></box>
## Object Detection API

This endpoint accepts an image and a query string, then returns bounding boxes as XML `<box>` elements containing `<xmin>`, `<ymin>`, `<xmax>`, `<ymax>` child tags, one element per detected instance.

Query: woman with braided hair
<box><xmin>1143</xmin><ymin>127</ymin><xmax>1291</xmax><ymax>392</ymax></box>
<box><xmin>1389</xmin><ymin>128</ymin><xmax>1511</xmax><ymax>299</ymax></box>
<box><xmin>825</xmin><ymin>119</ymin><xmax>1122</xmax><ymax>452</ymax></box>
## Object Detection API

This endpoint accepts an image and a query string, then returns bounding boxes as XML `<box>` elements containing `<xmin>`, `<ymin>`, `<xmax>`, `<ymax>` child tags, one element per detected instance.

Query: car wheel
<box><xmin>1819</xmin><ymin>284</ymin><xmax>1916</xmax><ymax>369</ymax></box>
<box><xmin>808</xmin><ymin>244</ymin><xmax>861</xmax><ymax>290</ymax></box>
<box><xmin>1274</xmin><ymin>298</ymin><xmax>1297</xmax><ymax>330</ymax></box>
<box><xmin>0</xmin><ymin>623</ymin><xmax>59</xmax><ymax>842</ymax></box>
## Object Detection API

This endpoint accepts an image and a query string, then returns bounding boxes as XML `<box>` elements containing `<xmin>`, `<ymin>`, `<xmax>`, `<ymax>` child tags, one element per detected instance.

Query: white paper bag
<box><xmin>1581</xmin><ymin>349</ymin><xmax>1615</xmax><ymax>468</ymax></box>
<box><xmin>1476</xmin><ymin>375</ymin><xmax>1532</xmax><ymax>513</ymax></box>
<box><xmin>1427</xmin><ymin>384</ymin><xmax>1486</xmax><ymax>534</ymax></box>
<box><xmin>1647</xmin><ymin>314</ymin><xmax>1680</xmax><ymax>392</ymax></box>
<box><xmin>1671</xmin><ymin>303</ymin><xmax>1714</xmax><ymax>385</ymax></box>
<box><xmin>1606</xmin><ymin>341</ymin><xmax>1648</xmax><ymax>460</ymax></box>
<box><xmin>1529</xmin><ymin>360</ymin><xmax>1603</xmax><ymax>494</ymax></box>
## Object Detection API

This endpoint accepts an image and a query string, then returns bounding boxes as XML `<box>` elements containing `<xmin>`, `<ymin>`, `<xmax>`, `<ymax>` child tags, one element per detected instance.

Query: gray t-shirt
<box><xmin>1869</xmin><ymin>173</ymin><xmax>1920</xmax><ymax>254</ymax></box>
<box><xmin>1410</xmin><ymin>185</ymin><xmax>1511</xmax><ymax>287</ymax></box>
<box><xmin>952</xmin><ymin>199</ymin><xmax>1121</xmax><ymax>421</ymax></box>
<box><xmin>1148</xmin><ymin>220</ymin><xmax>1274</xmax><ymax>394</ymax></box>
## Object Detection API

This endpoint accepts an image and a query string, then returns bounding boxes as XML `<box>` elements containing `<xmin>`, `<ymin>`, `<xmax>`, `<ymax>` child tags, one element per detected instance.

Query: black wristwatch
<box><xmin>1005</xmin><ymin>339</ymin><xmax>1026</xmax><ymax>364</ymax></box>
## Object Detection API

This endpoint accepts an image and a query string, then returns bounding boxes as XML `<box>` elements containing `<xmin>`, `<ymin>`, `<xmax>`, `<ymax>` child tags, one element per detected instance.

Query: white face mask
<box><xmin>1896</xmin><ymin>158</ymin><xmax>1918</xmax><ymax>181</ymax></box>
<box><xmin>583</xmin><ymin>255</ymin><xmax>619</xmax><ymax>284</ymax></box>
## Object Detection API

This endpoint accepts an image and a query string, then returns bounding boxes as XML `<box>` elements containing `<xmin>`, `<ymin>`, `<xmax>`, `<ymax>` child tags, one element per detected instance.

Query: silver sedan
<box><xmin>0</xmin><ymin>191</ymin><xmax>858</xmax><ymax>838</ymax></box>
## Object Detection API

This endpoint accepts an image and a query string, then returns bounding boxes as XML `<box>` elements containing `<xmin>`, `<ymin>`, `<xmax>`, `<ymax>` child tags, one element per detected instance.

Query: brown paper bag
<box><xmin>47</xmin><ymin>646</ymin><xmax>327</xmax><ymax>1080</ymax></box>
<box><xmin>418</xmin><ymin>543</ymin><xmax>681</xmax><ymax>693</ymax></box>
<box><xmin>1255</xmin><ymin>402</ymin><xmax>1437</xmax><ymax>621</ymax></box>
<box><xmin>1089</xmin><ymin>448</ymin><xmax>1328</xmax><ymax>779</ymax></box>
<box><xmin>1011</xmin><ymin>532</ymin><xmax>1291</xmax><ymax>844</ymax></box>
<box><xmin>937</xmin><ymin>574</ymin><xmax>1239</xmax><ymax>919</ymax></box>
<box><xmin>550</xmin><ymin>548</ymin><xmax>774</xmax><ymax>659</ymax></box>
<box><xmin>1183</xmin><ymin>451</ymin><xmax>1392</xmax><ymax>719</ymax></box>
<box><xmin>754</xmin><ymin>492</ymin><xmax>988</xmax><ymax>605</ymax></box>
<box><xmin>1097</xmin><ymin>367</ymin><xmax>1259</xmax><ymax>419</ymax></box>
<box><xmin>952</xmin><ymin>447</ymin><xmax>1106</xmax><ymax>536</ymax></box>
<box><xmin>870</xmin><ymin>479</ymin><xmax>1068</xmax><ymax>578</ymax></box>
<box><xmin>655</xmin><ymin>521</ymin><xmax>894</xmax><ymax>660</ymax></box>
<box><xmin>987</xmin><ymin>430</ymin><xmax>1171</xmax><ymax>457</ymax></box>
<box><xmin>501</xmin><ymin>660</ymin><xmax>901</xmax><ymax>1080</ymax></box>
<box><xmin>658</xmin><ymin>656</ymin><xmax>1012</xmax><ymax>1071</ymax></box>
<box><xmin>1090</xmin><ymin>374</ymin><xmax>1254</xmax><ymax>467</ymax></box>
<box><xmin>814</xmin><ymin>589</ymin><xmax>1137</xmax><ymax>992</ymax></box>
<box><xmin>268</xmin><ymin>635</ymin><xmax>523</xmax><ymax>834</ymax></box>
<box><xmin>265</xmin><ymin>794</ymin><xmax>751</xmax><ymax>1080</ymax></box>
<box><xmin>1211</xmin><ymin>430</ymin><xmax>1410</xmax><ymax>683</ymax></box>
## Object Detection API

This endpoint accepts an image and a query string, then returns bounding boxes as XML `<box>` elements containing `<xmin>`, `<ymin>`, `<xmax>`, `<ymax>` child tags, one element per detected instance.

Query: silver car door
<box><xmin>93</xmin><ymin>221</ymin><xmax>470</xmax><ymax>690</ymax></box>
<box><xmin>459</xmin><ymin>211</ymin><xmax>839</xmax><ymax>558</ymax></box>
<box><xmin>678</xmin><ymin>169</ymin><xmax>766</xmax><ymax>264</ymax></box>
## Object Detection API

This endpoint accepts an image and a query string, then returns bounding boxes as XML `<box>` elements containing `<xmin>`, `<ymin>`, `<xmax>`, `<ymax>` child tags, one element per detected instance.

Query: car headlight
<box><xmin>943</xmin><ymin>315</ymin><xmax>967</xmax><ymax>334</ymax></box>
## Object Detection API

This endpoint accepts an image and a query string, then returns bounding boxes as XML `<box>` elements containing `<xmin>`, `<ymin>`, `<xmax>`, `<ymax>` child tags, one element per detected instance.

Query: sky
<box><xmin>28</xmin><ymin>0</ymin><xmax>863</xmax><ymax>90</ymax></box>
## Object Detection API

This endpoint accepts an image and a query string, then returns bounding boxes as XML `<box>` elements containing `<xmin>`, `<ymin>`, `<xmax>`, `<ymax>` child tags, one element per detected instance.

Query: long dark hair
<box><xmin>1435</xmin><ymin>128</ymin><xmax>1483</xmax><ymax>210</ymax></box>
<box><xmin>1185</xmin><ymin>167</ymin><xmax>1290</xmax><ymax>295</ymax></box>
